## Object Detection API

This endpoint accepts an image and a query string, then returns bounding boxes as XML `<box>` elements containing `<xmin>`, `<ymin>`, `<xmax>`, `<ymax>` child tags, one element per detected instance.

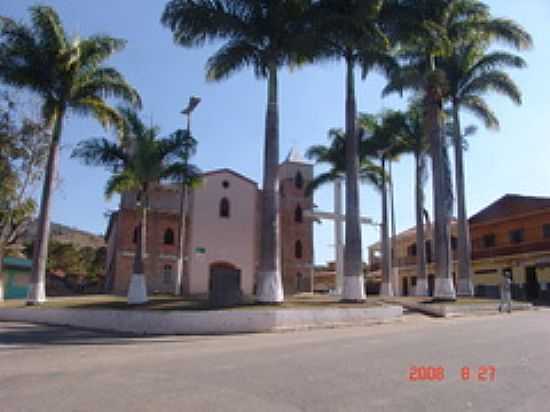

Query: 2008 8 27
<box><xmin>408</xmin><ymin>366</ymin><xmax>496</xmax><ymax>382</ymax></box>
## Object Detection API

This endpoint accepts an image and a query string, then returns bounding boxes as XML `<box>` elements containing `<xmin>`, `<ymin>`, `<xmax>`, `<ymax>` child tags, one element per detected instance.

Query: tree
<box><xmin>305</xmin><ymin>128</ymin><xmax>383</xmax><ymax>195</ymax></box>
<box><xmin>359</xmin><ymin>111</ymin><xmax>409</xmax><ymax>296</ymax></box>
<box><xmin>441</xmin><ymin>38</ymin><xmax>531</xmax><ymax>296</ymax></box>
<box><xmin>162</xmin><ymin>0</ymin><xmax>312</xmax><ymax>303</ymax></box>
<box><xmin>165</xmin><ymin>128</ymin><xmax>201</xmax><ymax>295</ymax></box>
<box><xmin>0</xmin><ymin>90</ymin><xmax>48</xmax><ymax>300</ymax></box>
<box><xmin>383</xmin><ymin>105</ymin><xmax>430</xmax><ymax>295</ymax></box>
<box><xmin>382</xmin><ymin>0</ymin><xmax>529</xmax><ymax>300</ymax></box>
<box><xmin>309</xmin><ymin>0</ymin><xmax>395</xmax><ymax>301</ymax></box>
<box><xmin>72</xmin><ymin>108</ymin><xmax>192</xmax><ymax>304</ymax></box>
<box><xmin>0</xmin><ymin>6</ymin><xmax>141</xmax><ymax>304</ymax></box>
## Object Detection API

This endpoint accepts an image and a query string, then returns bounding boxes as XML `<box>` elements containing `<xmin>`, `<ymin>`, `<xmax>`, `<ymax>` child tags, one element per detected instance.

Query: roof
<box><xmin>202</xmin><ymin>169</ymin><xmax>258</xmax><ymax>187</ymax></box>
<box><xmin>469</xmin><ymin>194</ymin><xmax>550</xmax><ymax>225</ymax></box>
<box><xmin>2</xmin><ymin>256</ymin><xmax>32</xmax><ymax>270</ymax></box>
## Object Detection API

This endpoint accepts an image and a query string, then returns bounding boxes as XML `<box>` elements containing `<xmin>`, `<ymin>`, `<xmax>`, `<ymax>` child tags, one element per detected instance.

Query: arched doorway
<box><xmin>209</xmin><ymin>262</ymin><xmax>242</xmax><ymax>307</ymax></box>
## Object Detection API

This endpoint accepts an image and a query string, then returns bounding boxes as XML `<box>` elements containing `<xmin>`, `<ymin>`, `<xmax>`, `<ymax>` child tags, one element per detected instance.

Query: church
<box><xmin>104</xmin><ymin>149</ymin><xmax>314</xmax><ymax>297</ymax></box>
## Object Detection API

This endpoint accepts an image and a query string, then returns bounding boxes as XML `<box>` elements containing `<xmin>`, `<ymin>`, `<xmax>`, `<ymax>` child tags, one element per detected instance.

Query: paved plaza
<box><xmin>1</xmin><ymin>310</ymin><xmax>549</xmax><ymax>411</ymax></box>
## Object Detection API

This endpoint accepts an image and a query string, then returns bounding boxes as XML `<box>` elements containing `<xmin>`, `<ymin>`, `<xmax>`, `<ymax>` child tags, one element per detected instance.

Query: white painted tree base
<box><xmin>26</xmin><ymin>281</ymin><xmax>46</xmax><ymax>304</ymax></box>
<box><xmin>256</xmin><ymin>270</ymin><xmax>284</xmax><ymax>303</ymax></box>
<box><xmin>456</xmin><ymin>278</ymin><xmax>474</xmax><ymax>297</ymax></box>
<box><xmin>434</xmin><ymin>277</ymin><xmax>456</xmax><ymax>300</ymax></box>
<box><xmin>128</xmin><ymin>273</ymin><xmax>148</xmax><ymax>305</ymax></box>
<box><xmin>414</xmin><ymin>279</ymin><xmax>429</xmax><ymax>297</ymax></box>
<box><xmin>380</xmin><ymin>282</ymin><xmax>394</xmax><ymax>297</ymax></box>
<box><xmin>0</xmin><ymin>279</ymin><xmax>4</xmax><ymax>302</ymax></box>
<box><xmin>342</xmin><ymin>276</ymin><xmax>366</xmax><ymax>301</ymax></box>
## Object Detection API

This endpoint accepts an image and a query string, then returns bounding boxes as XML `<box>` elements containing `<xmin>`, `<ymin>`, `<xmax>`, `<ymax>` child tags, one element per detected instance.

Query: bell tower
<box><xmin>279</xmin><ymin>147</ymin><xmax>314</xmax><ymax>294</ymax></box>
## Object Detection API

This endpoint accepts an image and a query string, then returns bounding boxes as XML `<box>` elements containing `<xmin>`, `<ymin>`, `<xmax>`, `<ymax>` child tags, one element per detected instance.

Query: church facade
<box><xmin>104</xmin><ymin>149</ymin><xmax>314</xmax><ymax>297</ymax></box>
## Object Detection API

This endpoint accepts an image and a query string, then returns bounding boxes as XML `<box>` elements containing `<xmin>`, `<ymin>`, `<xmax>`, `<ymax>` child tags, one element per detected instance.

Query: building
<box><xmin>469</xmin><ymin>194</ymin><xmax>550</xmax><ymax>300</ymax></box>
<box><xmin>105</xmin><ymin>149</ymin><xmax>314</xmax><ymax>298</ymax></box>
<box><xmin>368</xmin><ymin>221</ymin><xmax>459</xmax><ymax>296</ymax></box>
<box><xmin>368</xmin><ymin>194</ymin><xmax>550</xmax><ymax>300</ymax></box>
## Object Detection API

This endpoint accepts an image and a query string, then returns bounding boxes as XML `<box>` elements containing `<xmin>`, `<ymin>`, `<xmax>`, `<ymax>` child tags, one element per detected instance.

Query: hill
<box><xmin>20</xmin><ymin>221</ymin><xmax>105</xmax><ymax>249</ymax></box>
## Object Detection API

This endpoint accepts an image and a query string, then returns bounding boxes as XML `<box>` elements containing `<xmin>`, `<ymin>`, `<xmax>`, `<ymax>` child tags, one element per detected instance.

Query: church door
<box><xmin>209</xmin><ymin>263</ymin><xmax>242</xmax><ymax>307</ymax></box>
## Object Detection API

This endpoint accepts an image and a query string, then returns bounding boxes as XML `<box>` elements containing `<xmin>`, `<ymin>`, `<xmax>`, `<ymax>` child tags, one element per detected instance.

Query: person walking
<box><xmin>499</xmin><ymin>269</ymin><xmax>513</xmax><ymax>313</ymax></box>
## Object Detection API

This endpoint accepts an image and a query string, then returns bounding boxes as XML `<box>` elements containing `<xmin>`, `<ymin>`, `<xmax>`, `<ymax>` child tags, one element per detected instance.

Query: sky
<box><xmin>3</xmin><ymin>1</ymin><xmax>550</xmax><ymax>264</ymax></box>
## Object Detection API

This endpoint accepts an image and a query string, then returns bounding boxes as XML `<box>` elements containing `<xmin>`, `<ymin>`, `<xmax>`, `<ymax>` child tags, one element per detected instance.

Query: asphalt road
<box><xmin>0</xmin><ymin>310</ymin><xmax>549</xmax><ymax>412</ymax></box>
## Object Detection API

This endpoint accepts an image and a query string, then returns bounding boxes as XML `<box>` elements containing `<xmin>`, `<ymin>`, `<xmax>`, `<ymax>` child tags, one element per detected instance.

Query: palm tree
<box><xmin>310</xmin><ymin>0</ymin><xmax>395</xmax><ymax>301</ymax></box>
<box><xmin>359</xmin><ymin>111</ymin><xmax>409</xmax><ymax>296</ymax></box>
<box><xmin>0</xmin><ymin>6</ymin><xmax>141</xmax><ymax>304</ymax></box>
<box><xmin>306</xmin><ymin>128</ymin><xmax>383</xmax><ymax>195</ymax></box>
<box><xmin>442</xmin><ymin>40</ymin><xmax>531</xmax><ymax>296</ymax></box>
<box><xmin>162</xmin><ymin>0</ymin><xmax>312</xmax><ymax>303</ymax></box>
<box><xmin>306</xmin><ymin>127</ymin><xmax>383</xmax><ymax>295</ymax></box>
<box><xmin>169</xmin><ymin>128</ymin><xmax>202</xmax><ymax>295</ymax></box>
<box><xmin>383</xmin><ymin>106</ymin><xmax>430</xmax><ymax>295</ymax></box>
<box><xmin>383</xmin><ymin>0</ymin><xmax>531</xmax><ymax>300</ymax></box>
<box><xmin>72</xmin><ymin>108</ymin><xmax>196</xmax><ymax>304</ymax></box>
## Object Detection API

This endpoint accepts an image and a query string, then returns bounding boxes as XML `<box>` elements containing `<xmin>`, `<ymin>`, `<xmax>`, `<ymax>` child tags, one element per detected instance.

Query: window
<box><xmin>163</xmin><ymin>264</ymin><xmax>172</xmax><ymax>284</ymax></box>
<box><xmin>543</xmin><ymin>224</ymin><xmax>550</xmax><ymax>239</ymax></box>
<box><xmin>222</xmin><ymin>180</ymin><xmax>230</xmax><ymax>189</ymax></box>
<box><xmin>295</xmin><ymin>205</ymin><xmax>303</xmax><ymax>223</ymax></box>
<box><xmin>509</xmin><ymin>229</ymin><xmax>524</xmax><ymax>244</ymax></box>
<box><xmin>220</xmin><ymin>197</ymin><xmax>230</xmax><ymax>218</ymax></box>
<box><xmin>411</xmin><ymin>276</ymin><xmax>417</xmax><ymax>286</ymax></box>
<box><xmin>483</xmin><ymin>234</ymin><xmax>496</xmax><ymax>248</ymax></box>
<box><xmin>295</xmin><ymin>240</ymin><xmax>303</xmax><ymax>259</ymax></box>
<box><xmin>408</xmin><ymin>244</ymin><xmax>417</xmax><ymax>257</ymax></box>
<box><xmin>163</xmin><ymin>229</ymin><xmax>175</xmax><ymax>245</ymax></box>
<box><xmin>294</xmin><ymin>171</ymin><xmax>304</xmax><ymax>189</ymax></box>
<box><xmin>132</xmin><ymin>226</ymin><xmax>140</xmax><ymax>244</ymax></box>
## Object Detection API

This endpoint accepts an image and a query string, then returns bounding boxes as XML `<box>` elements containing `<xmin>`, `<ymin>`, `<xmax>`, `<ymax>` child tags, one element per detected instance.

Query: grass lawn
<box><xmin>0</xmin><ymin>293</ymin><xmax>386</xmax><ymax>311</ymax></box>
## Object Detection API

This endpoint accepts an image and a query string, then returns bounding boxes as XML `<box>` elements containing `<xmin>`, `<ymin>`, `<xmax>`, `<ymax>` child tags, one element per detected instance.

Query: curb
<box><xmin>0</xmin><ymin>305</ymin><xmax>403</xmax><ymax>335</ymax></box>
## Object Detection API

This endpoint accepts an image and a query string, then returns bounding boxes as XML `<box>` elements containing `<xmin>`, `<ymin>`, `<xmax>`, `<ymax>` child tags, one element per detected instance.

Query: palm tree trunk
<box><xmin>256</xmin><ymin>63</ymin><xmax>283</xmax><ymax>303</ymax></box>
<box><xmin>0</xmin><ymin>247</ymin><xmax>4</xmax><ymax>301</ymax></box>
<box><xmin>27</xmin><ymin>107</ymin><xmax>65</xmax><ymax>305</ymax></box>
<box><xmin>389</xmin><ymin>161</ymin><xmax>398</xmax><ymax>294</ymax></box>
<box><xmin>452</xmin><ymin>104</ymin><xmax>474</xmax><ymax>296</ymax></box>
<box><xmin>342</xmin><ymin>56</ymin><xmax>365</xmax><ymax>302</ymax></box>
<box><xmin>380</xmin><ymin>157</ymin><xmax>393</xmax><ymax>296</ymax></box>
<box><xmin>128</xmin><ymin>188</ymin><xmax>148</xmax><ymax>304</ymax></box>
<box><xmin>426</xmin><ymin>57</ymin><xmax>456</xmax><ymax>300</ymax></box>
<box><xmin>414</xmin><ymin>151</ymin><xmax>428</xmax><ymax>296</ymax></box>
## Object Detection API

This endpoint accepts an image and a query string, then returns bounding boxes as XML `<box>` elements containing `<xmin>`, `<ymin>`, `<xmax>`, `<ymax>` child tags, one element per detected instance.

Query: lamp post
<box><xmin>176</xmin><ymin>96</ymin><xmax>201</xmax><ymax>296</ymax></box>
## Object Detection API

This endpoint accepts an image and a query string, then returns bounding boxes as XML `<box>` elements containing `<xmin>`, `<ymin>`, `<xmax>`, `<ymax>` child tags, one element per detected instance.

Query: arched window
<box><xmin>132</xmin><ymin>226</ymin><xmax>140</xmax><ymax>244</ymax></box>
<box><xmin>163</xmin><ymin>228</ymin><xmax>175</xmax><ymax>245</ymax></box>
<box><xmin>295</xmin><ymin>204</ymin><xmax>303</xmax><ymax>223</ymax></box>
<box><xmin>295</xmin><ymin>240</ymin><xmax>303</xmax><ymax>259</ymax></box>
<box><xmin>163</xmin><ymin>264</ymin><xmax>173</xmax><ymax>284</ymax></box>
<box><xmin>220</xmin><ymin>197</ymin><xmax>230</xmax><ymax>218</ymax></box>
<box><xmin>294</xmin><ymin>171</ymin><xmax>304</xmax><ymax>189</ymax></box>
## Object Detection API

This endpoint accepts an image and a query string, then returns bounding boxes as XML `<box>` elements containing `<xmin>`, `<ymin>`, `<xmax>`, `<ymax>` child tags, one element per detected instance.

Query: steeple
<box><xmin>285</xmin><ymin>146</ymin><xmax>308</xmax><ymax>164</ymax></box>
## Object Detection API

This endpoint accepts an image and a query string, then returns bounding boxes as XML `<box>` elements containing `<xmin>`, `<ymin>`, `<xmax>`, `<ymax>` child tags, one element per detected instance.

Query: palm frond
<box><xmin>461</xmin><ymin>95</ymin><xmax>499</xmax><ymax>129</ymax></box>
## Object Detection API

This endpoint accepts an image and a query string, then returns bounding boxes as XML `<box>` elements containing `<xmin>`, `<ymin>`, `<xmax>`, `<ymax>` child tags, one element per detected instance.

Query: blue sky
<box><xmin>3</xmin><ymin>1</ymin><xmax>550</xmax><ymax>264</ymax></box>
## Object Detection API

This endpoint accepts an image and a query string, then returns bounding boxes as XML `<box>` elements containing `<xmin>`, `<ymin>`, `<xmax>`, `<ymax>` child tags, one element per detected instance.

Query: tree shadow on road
<box><xmin>0</xmin><ymin>322</ymin><xmax>205</xmax><ymax>349</ymax></box>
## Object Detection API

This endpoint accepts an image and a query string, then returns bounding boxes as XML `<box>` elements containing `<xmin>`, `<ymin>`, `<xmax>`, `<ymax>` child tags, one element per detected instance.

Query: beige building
<box><xmin>105</xmin><ymin>149</ymin><xmax>314</xmax><ymax>298</ymax></box>
<box><xmin>368</xmin><ymin>195</ymin><xmax>550</xmax><ymax>300</ymax></box>
<box><xmin>368</xmin><ymin>221</ymin><xmax>459</xmax><ymax>296</ymax></box>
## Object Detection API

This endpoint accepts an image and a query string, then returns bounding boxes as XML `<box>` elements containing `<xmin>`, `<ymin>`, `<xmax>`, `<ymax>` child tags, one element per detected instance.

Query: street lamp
<box><xmin>181</xmin><ymin>96</ymin><xmax>201</xmax><ymax>132</ymax></box>
<box><xmin>177</xmin><ymin>96</ymin><xmax>201</xmax><ymax>296</ymax></box>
